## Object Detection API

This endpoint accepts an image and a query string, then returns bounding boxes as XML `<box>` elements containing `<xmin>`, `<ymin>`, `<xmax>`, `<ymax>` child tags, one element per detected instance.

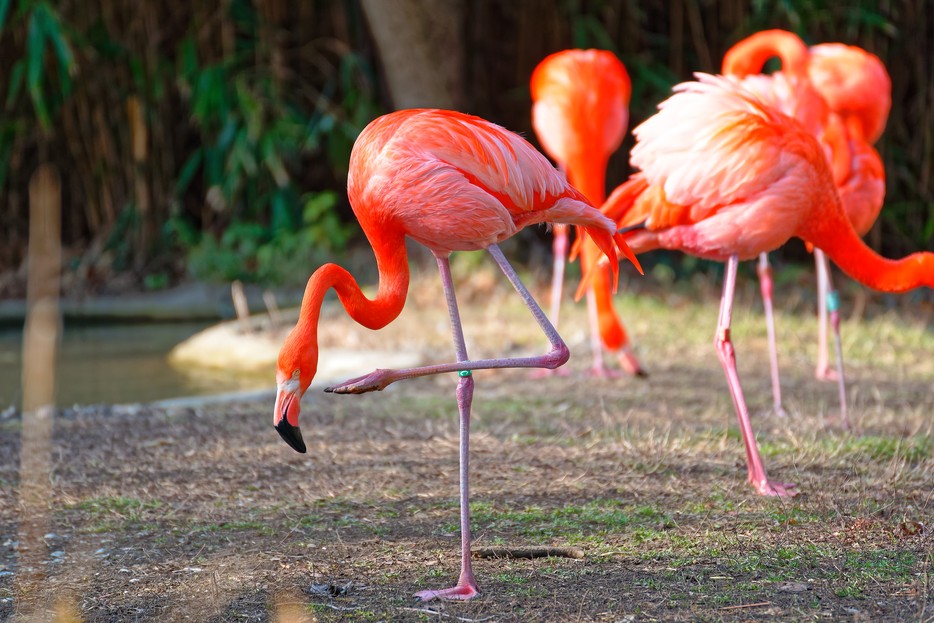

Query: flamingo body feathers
<box><xmin>349</xmin><ymin>109</ymin><xmax>624</xmax><ymax>262</ymax></box>
<box><xmin>614</xmin><ymin>74</ymin><xmax>829</xmax><ymax>260</ymax></box>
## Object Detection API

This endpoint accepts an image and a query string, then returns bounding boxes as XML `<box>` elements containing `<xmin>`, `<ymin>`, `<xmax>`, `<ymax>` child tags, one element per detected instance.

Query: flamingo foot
<box><xmin>762</xmin><ymin>404</ymin><xmax>788</xmax><ymax>418</ymax></box>
<box><xmin>750</xmin><ymin>478</ymin><xmax>798</xmax><ymax>497</ymax></box>
<box><xmin>616</xmin><ymin>349</ymin><xmax>649</xmax><ymax>378</ymax></box>
<box><xmin>325</xmin><ymin>369</ymin><xmax>395</xmax><ymax>394</ymax></box>
<box><xmin>414</xmin><ymin>581</ymin><xmax>479</xmax><ymax>602</ymax></box>
<box><xmin>814</xmin><ymin>365</ymin><xmax>839</xmax><ymax>382</ymax></box>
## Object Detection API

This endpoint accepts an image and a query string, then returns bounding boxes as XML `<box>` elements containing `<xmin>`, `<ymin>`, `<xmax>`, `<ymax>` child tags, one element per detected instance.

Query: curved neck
<box><xmin>565</xmin><ymin>152</ymin><xmax>609</xmax><ymax>206</ymax></box>
<box><xmin>800</xmin><ymin>206</ymin><xmax>934</xmax><ymax>293</ymax></box>
<box><xmin>722</xmin><ymin>30</ymin><xmax>808</xmax><ymax>77</ymax></box>
<box><xmin>294</xmin><ymin>226</ymin><xmax>410</xmax><ymax>356</ymax></box>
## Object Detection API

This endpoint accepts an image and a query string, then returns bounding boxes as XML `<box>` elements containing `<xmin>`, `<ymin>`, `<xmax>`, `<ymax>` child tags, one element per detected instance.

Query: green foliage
<box><xmin>185</xmin><ymin>190</ymin><xmax>349</xmax><ymax>285</ymax></box>
<box><xmin>2</xmin><ymin>0</ymin><xmax>76</xmax><ymax>130</ymax></box>
<box><xmin>171</xmin><ymin>0</ymin><xmax>378</xmax><ymax>283</ymax></box>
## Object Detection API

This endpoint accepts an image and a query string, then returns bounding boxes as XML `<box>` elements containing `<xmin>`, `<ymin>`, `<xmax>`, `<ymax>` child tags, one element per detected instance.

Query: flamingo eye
<box><xmin>292</xmin><ymin>369</ymin><xmax>300</xmax><ymax>381</ymax></box>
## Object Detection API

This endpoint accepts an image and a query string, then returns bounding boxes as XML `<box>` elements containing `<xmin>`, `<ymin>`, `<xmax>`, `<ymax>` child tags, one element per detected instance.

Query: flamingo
<box><xmin>722</xmin><ymin>30</ymin><xmax>830</xmax><ymax>418</ymax></box>
<box><xmin>273</xmin><ymin>109</ymin><xmax>640</xmax><ymax>600</ymax></box>
<box><xmin>602</xmin><ymin>73</ymin><xmax>934</xmax><ymax>497</ymax></box>
<box><xmin>722</xmin><ymin>31</ymin><xmax>891</xmax><ymax>426</ymax></box>
<box><xmin>807</xmin><ymin>43</ymin><xmax>890</xmax><ymax>388</ymax></box>
<box><xmin>530</xmin><ymin>49</ymin><xmax>645</xmax><ymax>376</ymax></box>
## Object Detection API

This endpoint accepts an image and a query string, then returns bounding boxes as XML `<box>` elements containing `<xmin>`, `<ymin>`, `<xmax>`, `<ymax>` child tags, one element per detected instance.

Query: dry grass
<box><xmin>0</xmin><ymin>265</ymin><xmax>932</xmax><ymax>622</ymax></box>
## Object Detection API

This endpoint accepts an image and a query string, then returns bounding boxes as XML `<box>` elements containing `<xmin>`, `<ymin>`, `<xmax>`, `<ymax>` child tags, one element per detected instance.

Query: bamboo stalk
<box><xmin>14</xmin><ymin>164</ymin><xmax>62</xmax><ymax>619</ymax></box>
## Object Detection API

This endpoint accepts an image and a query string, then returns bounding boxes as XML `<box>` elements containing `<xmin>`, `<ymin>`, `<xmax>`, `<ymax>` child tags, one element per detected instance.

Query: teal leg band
<box><xmin>827</xmin><ymin>290</ymin><xmax>840</xmax><ymax>313</ymax></box>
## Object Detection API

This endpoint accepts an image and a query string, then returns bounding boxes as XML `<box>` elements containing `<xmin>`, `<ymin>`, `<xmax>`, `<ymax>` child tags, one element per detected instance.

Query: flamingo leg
<box><xmin>414</xmin><ymin>253</ymin><xmax>479</xmax><ymax>601</ymax></box>
<box><xmin>815</xmin><ymin>249</ymin><xmax>849</xmax><ymax>428</ymax></box>
<box><xmin>532</xmin><ymin>225</ymin><xmax>571</xmax><ymax>378</ymax></box>
<box><xmin>757</xmin><ymin>253</ymin><xmax>785</xmax><ymax>416</ymax></box>
<box><xmin>717</xmin><ymin>255</ymin><xmax>797</xmax><ymax>497</ymax></box>
<box><xmin>815</xmin><ymin>250</ymin><xmax>832</xmax><ymax>380</ymax></box>
<box><xmin>548</xmin><ymin>224</ymin><xmax>569</xmax><ymax>327</ymax></box>
<box><xmin>326</xmin><ymin>243</ymin><xmax>570</xmax><ymax>394</ymax></box>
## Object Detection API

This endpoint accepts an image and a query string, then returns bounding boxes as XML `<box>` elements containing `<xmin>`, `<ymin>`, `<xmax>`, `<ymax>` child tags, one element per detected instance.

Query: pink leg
<box><xmin>757</xmin><ymin>253</ymin><xmax>785</xmax><ymax>417</ymax></box>
<box><xmin>718</xmin><ymin>256</ymin><xmax>797</xmax><ymax>497</ymax></box>
<box><xmin>326</xmin><ymin>243</ymin><xmax>570</xmax><ymax>394</ymax></box>
<box><xmin>548</xmin><ymin>224</ymin><xmax>569</xmax><ymax>327</ymax></box>
<box><xmin>414</xmin><ymin>253</ymin><xmax>479</xmax><ymax>601</ymax></box>
<box><xmin>530</xmin><ymin>225</ymin><xmax>571</xmax><ymax>378</ymax></box>
<box><xmin>815</xmin><ymin>250</ymin><xmax>849</xmax><ymax>428</ymax></box>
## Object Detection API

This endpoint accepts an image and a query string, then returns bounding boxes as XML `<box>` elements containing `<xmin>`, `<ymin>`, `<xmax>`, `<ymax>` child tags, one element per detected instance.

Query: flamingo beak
<box><xmin>274</xmin><ymin>387</ymin><xmax>306</xmax><ymax>453</ymax></box>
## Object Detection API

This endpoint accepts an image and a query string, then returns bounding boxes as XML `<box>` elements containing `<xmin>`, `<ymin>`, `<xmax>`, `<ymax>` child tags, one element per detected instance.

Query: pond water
<box><xmin>0</xmin><ymin>322</ymin><xmax>273</xmax><ymax>408</ymax></box>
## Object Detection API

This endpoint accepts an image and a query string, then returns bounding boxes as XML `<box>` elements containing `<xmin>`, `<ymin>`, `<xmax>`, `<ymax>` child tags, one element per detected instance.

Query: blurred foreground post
<box><xmin>14</xmin><ymin>165</ymin><xmax>62</xmax><ymax>619</ymax></box>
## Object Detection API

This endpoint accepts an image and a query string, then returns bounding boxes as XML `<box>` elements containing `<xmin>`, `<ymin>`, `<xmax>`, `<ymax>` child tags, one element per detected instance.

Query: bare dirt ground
<box><xmin>1</xmin><ymin>266</ymin><xmax>933</xmax><ymax>622</ymax></box>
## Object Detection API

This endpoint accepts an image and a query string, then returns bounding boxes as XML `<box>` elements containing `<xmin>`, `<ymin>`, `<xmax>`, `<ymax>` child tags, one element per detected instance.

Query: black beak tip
<box><xmin>275</xmin><ymin>420</ymin><xmax>307</xmax><ymax>453</ymax></box>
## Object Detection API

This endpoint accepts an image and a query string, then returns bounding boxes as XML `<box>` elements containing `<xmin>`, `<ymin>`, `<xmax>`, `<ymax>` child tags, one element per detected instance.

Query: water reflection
<box><xmin>0</xmin><ymin>322</ymin><xmax>273</xmax><ymax>408</ymax></box>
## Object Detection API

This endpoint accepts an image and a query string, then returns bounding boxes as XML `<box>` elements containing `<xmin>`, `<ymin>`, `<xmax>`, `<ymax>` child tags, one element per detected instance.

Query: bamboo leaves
<box><xmin>13</xmin><ymin>1</ymin><xmax>76</xmax><ymax>129</ymax></box>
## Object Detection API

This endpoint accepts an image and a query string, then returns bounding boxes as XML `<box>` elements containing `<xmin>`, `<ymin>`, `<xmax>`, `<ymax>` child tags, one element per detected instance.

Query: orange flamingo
<box><xmin>603</xmin><ymin>73</ymin><xmax>934</xmax><ymax>496</ymax></box>
<box><xmin>531</xmin><ymin>49</ymin><xmax>645</xmax><ymax>376</ymax></box>
<box><xmin>722</xmin><ymin>30</ymin><xmax>891</xmax><ymax>427</ymax></box>
<box><xmin>274</xmin><ymin>109</ymin><xmax>640</xmax><ymax>600</ymax></box>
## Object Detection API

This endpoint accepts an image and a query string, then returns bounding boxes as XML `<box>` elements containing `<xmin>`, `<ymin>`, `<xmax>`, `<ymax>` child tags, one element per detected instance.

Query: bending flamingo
<box><xmin>603</xmin><ymin>73</ymin><xmax>934</xmax><ymax>496</ymax></box>
<box><xmin>274</xmin><ymin>109</ymin><xmax>640</xmax><ymax>600</ymax></box>
<box><xmin>531</xmin><ymin>49</ymin><xmax>645</xmax><ymax>376</ymax></box>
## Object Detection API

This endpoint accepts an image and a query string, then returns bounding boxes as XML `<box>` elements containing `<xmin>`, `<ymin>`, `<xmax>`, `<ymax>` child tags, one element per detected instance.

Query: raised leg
<box><xmin>757</xmin><ymin>253</ymin><xmax>785</xmax><ymax>417</ymax></box>
<box><xmin>815</xmin><ymin>249</ymin><xmax>849</xmax><ymax>428</ymax></box>
<box><xmin>530</xmin><ymin>225</ymin><xmax>571</xmax><ymax>378</ymax></box>
<box><xmin>414</xmin><ymin>253</ymin><xmax>479</xmax><ymax>601</ymax></box>
<box><xmin>326</xmin><ymin>244</ymin><xmax>570</xmax><ymax>394</ymax></box>
<box><xmin>717</xmin><ymin>256</ymin><xmax>797</xmax><ymax>497</ymax></box>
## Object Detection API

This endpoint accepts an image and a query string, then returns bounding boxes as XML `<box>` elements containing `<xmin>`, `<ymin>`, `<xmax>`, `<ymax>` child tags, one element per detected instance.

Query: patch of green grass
<box><xmin>469</xmin><ymin>498</ymin><xmax>670</xmax><ymax>541</ymax></box>
<box><xmin>766</xmin><ymin>507</ymin><xmax>827</xmax><ymax>525</ymax></box>
<box><xmin>188</xmin><ymin>521</ymin><xmax>275</xmax><ymax>536</ymax></box>
<box><xmin>842</xmin><ymin>550</ymin><xmax>917</xmax><ymax>583</ymax></box>
<box><xmin>492</xmin><ymin>571</ymin><xmax>529</xmax><ymax>585</ymax></box>
<box><xmin>73</xmin><ymin>495</ymin><xmax>161</xmax><ymax>518</ymax></box>
<box><xmin>70</xmin><ymin>496</ymin><xmax>163</xmax><ymax>532</ymax></box>
<box><xmin>308</xmin><ymin>602</ymin><xmax>380</xmax><ymax>621</ymax></box>
<box><xmin>830</xmin><ymin>435</ymin><xmax>931</xmax><ymax>462</ymax></box>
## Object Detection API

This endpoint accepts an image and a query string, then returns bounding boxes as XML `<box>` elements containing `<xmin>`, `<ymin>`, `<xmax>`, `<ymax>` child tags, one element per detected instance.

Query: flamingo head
<box><xmin>273</xmin><ymin>333</ymin><xmax>317</xmax><ymax>453</ymax></box>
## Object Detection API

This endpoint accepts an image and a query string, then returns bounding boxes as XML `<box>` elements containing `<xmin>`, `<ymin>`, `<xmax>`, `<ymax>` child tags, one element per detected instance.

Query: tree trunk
<box><xmin>359</xmin><ymin>0</ymin><xmax>464</xmax><ymax>110</ymax></box>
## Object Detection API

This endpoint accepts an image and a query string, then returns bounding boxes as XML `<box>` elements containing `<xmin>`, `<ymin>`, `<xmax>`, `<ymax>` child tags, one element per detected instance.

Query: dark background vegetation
<box><xmin>0</xmin><ymin>0</ymin><xmax>931</xmax><ymax>296</ymax></box>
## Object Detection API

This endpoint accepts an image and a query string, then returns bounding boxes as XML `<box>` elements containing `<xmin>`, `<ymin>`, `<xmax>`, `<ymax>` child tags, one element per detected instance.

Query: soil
<box><xmin>1</xmin><ymin>273</ymin><xmax>932</xmax><ymax>622</ymax></box>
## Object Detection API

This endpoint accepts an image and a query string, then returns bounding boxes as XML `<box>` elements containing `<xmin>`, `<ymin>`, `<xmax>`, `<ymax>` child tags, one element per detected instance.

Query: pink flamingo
<box><xmin>722</xmin><ymin>31</ymin><xmax>891</xmax><ymax>426</ymax></box>
<box><xmin>531</xmin><ymin>49</ymin><xmax>645</xmax><ymax>376</ymax></box>
<box><xmin>274</xmin><ymin>109</ymin><xmax>639</xmax><ymax>600</ymax></box>
<box><xmin>603</xmin><ymin>73</ymin><xmax>934</xmax><ymax>496</ymax></box>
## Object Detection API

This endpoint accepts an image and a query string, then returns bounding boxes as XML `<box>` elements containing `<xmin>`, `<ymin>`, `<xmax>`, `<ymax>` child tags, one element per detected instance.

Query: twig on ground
<box><xmin>472</xmin><ymin>546</ymin><xmax>584</xmax><ymax>559</ymax></box>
